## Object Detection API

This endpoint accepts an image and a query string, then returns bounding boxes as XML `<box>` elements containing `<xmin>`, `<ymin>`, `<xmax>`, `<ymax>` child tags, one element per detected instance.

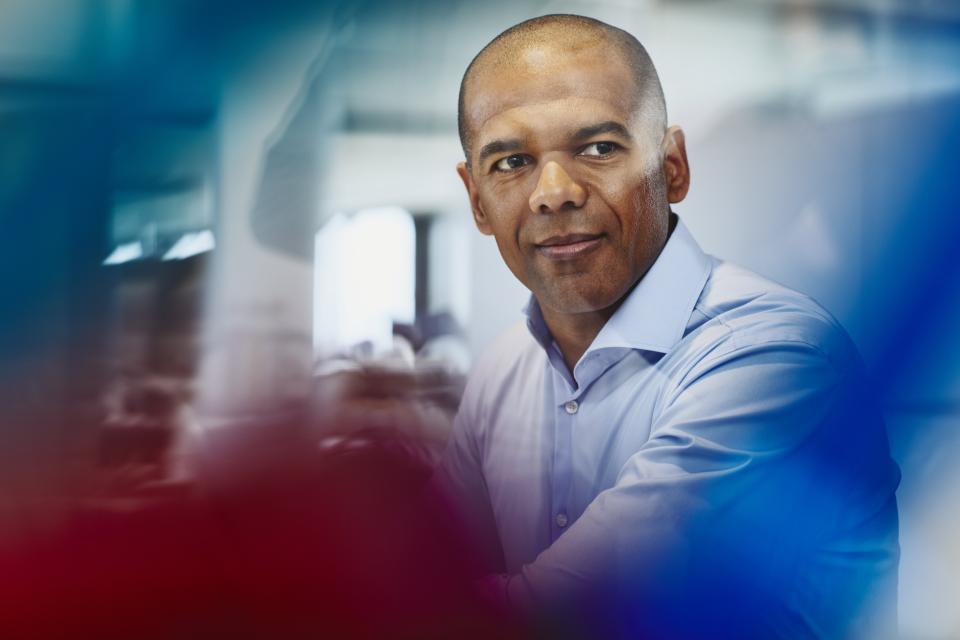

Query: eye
<box><xmin>493</xmin><ymin>154</ymin><xmax>530</xmax><ymax>172</ymax></box>
<box><xmin>579</xmin><ymin>141</ymin><xmax>619</xmax><ymax>157</ymax></box>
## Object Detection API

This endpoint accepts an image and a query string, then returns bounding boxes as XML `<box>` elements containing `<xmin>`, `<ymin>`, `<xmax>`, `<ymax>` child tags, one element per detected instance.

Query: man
<box><xmin>437</xmin><ymin>14</ymin><xmax>900</xmax><ymax>638</ymax></box>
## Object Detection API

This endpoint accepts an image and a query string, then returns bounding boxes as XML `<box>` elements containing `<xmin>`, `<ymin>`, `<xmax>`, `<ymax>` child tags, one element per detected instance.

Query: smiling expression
<box><xmin>458</xmin><ymin>43</ymin><xmax>672</xmax><ymax>318</ymax></box>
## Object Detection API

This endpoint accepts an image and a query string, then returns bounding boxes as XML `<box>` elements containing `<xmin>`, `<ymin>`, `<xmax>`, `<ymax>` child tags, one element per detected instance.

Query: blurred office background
<box><xmin>0</xmin><ymin>0</ymin><xmax>958</xmax><ymax>637</ymax></box>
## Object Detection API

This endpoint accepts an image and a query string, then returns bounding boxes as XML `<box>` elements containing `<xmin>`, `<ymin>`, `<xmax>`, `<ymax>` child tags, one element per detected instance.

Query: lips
<box><xmin>535</xmin><ymin>233</ymin><xmax>604</xmax><ymax>259</ymax></box>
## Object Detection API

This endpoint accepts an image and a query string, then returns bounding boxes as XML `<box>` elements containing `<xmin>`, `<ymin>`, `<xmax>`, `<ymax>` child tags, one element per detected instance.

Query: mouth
<box><xmin>535</xmin><ymin>233</ymin><xmax>604</xmax><ymax>259</ymax></box>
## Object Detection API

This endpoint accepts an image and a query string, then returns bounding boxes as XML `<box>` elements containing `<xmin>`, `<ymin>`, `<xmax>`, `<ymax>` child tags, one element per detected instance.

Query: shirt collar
<box><xmin>523</xmin><ymin>216</ymin><xmax>712</xmax><ymax>356</ymax></box>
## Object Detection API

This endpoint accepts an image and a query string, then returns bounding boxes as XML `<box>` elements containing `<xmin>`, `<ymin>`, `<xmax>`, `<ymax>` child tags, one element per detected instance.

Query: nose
<box><xmin>528</xmin><ymin>160</ymin><xmax>586</xmax><ymax>214</ymax></box>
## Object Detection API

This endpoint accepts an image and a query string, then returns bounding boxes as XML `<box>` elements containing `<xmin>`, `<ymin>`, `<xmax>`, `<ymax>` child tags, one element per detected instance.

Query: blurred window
<box><xmin>313</xmin><ymin>206</ymin><xmax>415</xmax><ymax>355</ymax></box>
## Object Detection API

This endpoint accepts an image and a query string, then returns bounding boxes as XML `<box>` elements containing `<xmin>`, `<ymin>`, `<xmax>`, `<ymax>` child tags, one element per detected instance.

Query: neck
<box><xmin>539</xmin><ymin>302</ymin><xmax>621</xmax><ymax>373</ymax></box>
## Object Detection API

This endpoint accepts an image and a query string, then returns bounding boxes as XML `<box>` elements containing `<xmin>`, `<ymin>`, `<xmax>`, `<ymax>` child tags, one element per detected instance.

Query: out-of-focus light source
<box><xmin>162</xmin><ymin>230</ymin><xmax>216</xmax><ymax>261</ymax></box>
<box><xmin>102</xmin><ymin>241</ymin><xmax>143</xmax><ymax>265</ymax></box>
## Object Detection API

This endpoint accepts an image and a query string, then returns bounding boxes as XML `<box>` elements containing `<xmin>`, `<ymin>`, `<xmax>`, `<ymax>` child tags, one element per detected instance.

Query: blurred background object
<box><xmin>0</xmin><ymin>0</ymin><xmax>958</xmax><ymax>637</ymax></box>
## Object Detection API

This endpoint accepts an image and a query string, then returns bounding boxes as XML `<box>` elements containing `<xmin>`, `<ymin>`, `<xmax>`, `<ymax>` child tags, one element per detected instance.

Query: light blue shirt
<box><xmin>438</xmin><ymin>218</ymin><xmax>900</xmax><ymax>637</ymax></box>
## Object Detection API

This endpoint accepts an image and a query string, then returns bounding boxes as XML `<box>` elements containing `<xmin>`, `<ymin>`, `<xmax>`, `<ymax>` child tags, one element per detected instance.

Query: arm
<box><xmin>431</xmin><ymin>378</ymin><xmax>506</xmax><ymax>576</ymax></box>
<box><xmin>491</xmin><ymin>339</ymin><xmax>899</xmax><ymax>634</ymax></box>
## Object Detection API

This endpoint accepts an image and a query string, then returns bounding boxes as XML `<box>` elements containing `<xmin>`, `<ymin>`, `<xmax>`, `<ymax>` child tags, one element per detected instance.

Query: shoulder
<box><xmin>458</xmin><ymin>321</ymin><xmax>544</xmax><ymax>418</ymax></box>
<box><xmin>469</xmin><ymin>321</ymin><xmax>543</xmax><ymax>384</ymax></box>
<box><xmin>657</xmin><ymin>261</ymin><xmax>874</xmax><ymax>449</ymax></box>
<box><xmin>685</xmin><ymin>258</ymin><xmax>859</xmax><ymax>372</ymax></box>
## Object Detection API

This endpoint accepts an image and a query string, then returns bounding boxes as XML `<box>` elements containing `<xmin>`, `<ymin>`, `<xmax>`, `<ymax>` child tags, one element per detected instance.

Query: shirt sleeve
<box><xmin>494</xmin><ymin>338</ymin><xmax>900</xmax><ymax>636</ymax></box>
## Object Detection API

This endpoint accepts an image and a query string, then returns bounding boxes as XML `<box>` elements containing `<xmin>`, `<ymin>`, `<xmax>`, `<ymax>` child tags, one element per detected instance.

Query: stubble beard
<box><xmin>536</xmin><ymin>161</ymin><xmax>670</xmax><ymax>316</ymax></box>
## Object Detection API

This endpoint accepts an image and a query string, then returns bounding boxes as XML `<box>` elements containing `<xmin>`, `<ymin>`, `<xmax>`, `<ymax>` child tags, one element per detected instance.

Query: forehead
<box><xmin>464</xmin><ymin>43</ymin><xmax>637</xmax><ymax>149</ymax></box>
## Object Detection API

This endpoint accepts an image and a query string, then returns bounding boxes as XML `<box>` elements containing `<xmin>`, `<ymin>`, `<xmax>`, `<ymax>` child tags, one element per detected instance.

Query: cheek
<box><xmin>586</xmin><ymin>167</ymin><xmax>649</xmax><ymax>216</ymax></box>
<box><xmin>622</xmin><ymin>184</ymin><xmax>669</xmax><ymax>263</ymax></box>
<box><xmin>480</xmin><ymin>189</ymin><xmax>529</xmax><ymax>239</ymax></box>
<box><xmin>589</xmin><ymin>178</ymin><xmax>650</xmax><ymax>244</ymax></box>
<box><xmin>627</xmin><ymin>171</ymin><xmax>666</xmax><ymax>225</ymax></box>
<box><xmin>477</xmin><ymin>205</ymin><xmax>522</xmax><ymax>268</ymax></box>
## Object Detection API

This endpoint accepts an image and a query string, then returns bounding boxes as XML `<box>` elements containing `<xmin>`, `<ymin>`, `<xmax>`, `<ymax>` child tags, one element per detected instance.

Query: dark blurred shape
<box><xmin>393</xmin><ymin>310</ymin><xmax>464</xmax><ymax>353</ymax></box>
<box><xmin>98</xmin><ymin>426</ymin><xmax>171</xmax><ymax>470</ymax></box>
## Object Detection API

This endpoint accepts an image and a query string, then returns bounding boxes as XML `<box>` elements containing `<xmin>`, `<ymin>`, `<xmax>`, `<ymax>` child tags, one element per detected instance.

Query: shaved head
<box><xmin>457</xmin><ymin>14</ymin><xmax>666</xmax><ymax>160</ymax></box>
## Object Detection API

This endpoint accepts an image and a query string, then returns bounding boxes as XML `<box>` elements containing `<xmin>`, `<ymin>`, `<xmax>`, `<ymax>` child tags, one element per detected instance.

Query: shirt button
<box><xmin>564</xmin><ymin>400</ymin><xmax>579</xmax><ymax>414</ymax></box>
<box><xmin>556</xmin><ymin>513</ymin><xmax>569</xmax><ymax>528</ymax></box>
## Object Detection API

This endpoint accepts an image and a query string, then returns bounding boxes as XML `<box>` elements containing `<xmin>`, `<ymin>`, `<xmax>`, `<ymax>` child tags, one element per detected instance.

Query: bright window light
<box><xmin>313</xmin><ymin>207</ymin><xmax>416</xmax><ymax>356</ymax></box>
<box><xmin>103</xmin><ymin>241</ymin><xmax>143</xmax><ymax>265</ymax></box>
<box><xmin>163</xmin><ymin>229</ymin><xmax>216</xmax><ymax>261</ymax></box>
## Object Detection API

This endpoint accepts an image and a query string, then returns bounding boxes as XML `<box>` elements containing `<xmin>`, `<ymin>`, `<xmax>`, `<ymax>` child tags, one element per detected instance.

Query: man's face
<box><xmin>458</xmin><ymin>44</ymin><xmax>677</xmax><ymax>317</ymax></box>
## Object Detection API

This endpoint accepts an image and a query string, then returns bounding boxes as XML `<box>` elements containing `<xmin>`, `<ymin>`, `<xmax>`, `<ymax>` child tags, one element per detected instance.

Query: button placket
<box><xmin>553</xmin><ymin>397</ymin><xmax>579</xmax><ymax>537</ymax></box>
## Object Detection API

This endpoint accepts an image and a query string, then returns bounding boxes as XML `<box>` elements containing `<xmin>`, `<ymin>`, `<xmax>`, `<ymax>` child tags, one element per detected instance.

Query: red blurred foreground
<box><xmin>0</xmin><ymin>413</ymin><xmax>524</xmax><ymax>639</ymax></box>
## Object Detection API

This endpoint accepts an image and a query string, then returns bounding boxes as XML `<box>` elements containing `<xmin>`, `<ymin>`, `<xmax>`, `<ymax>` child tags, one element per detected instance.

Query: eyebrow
<box><xmin>475</xmin><ymin>121</ymin><xmax>634</xmax><ymax>167</ymax></box>
<box><xmin>477</xmin><ymin>138</ymin><xmax>523</xmax><ymax>166</ymax></box>
<box><xmin>572</xmin><ymin>121</ymin><xmax>633</xmax><ymax>143</ymax></box>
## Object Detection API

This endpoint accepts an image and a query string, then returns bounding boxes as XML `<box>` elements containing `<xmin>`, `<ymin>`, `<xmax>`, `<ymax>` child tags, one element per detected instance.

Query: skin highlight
<box><xmin>457</xmin><ymin>19</ymin><xmax>690</xmax><ymax>372</ymax></box>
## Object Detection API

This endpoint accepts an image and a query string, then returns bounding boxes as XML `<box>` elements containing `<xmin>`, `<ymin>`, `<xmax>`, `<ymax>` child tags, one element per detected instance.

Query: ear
<box><xmin>457</xmin><ymin>161</ymin><xmax>493</xmax><ymax>235</ymax></box>
<box><xmin>660</xmin><ymin>126</ymin><xmax>690</xmax><ymax>204</ymax></box>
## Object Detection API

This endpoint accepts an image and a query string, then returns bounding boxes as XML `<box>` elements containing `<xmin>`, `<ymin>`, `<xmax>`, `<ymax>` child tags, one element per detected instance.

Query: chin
<box><xmin>540</xmin><ymin>287</ymin><xmax>619</xmax><ymax>315</ymax></box>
